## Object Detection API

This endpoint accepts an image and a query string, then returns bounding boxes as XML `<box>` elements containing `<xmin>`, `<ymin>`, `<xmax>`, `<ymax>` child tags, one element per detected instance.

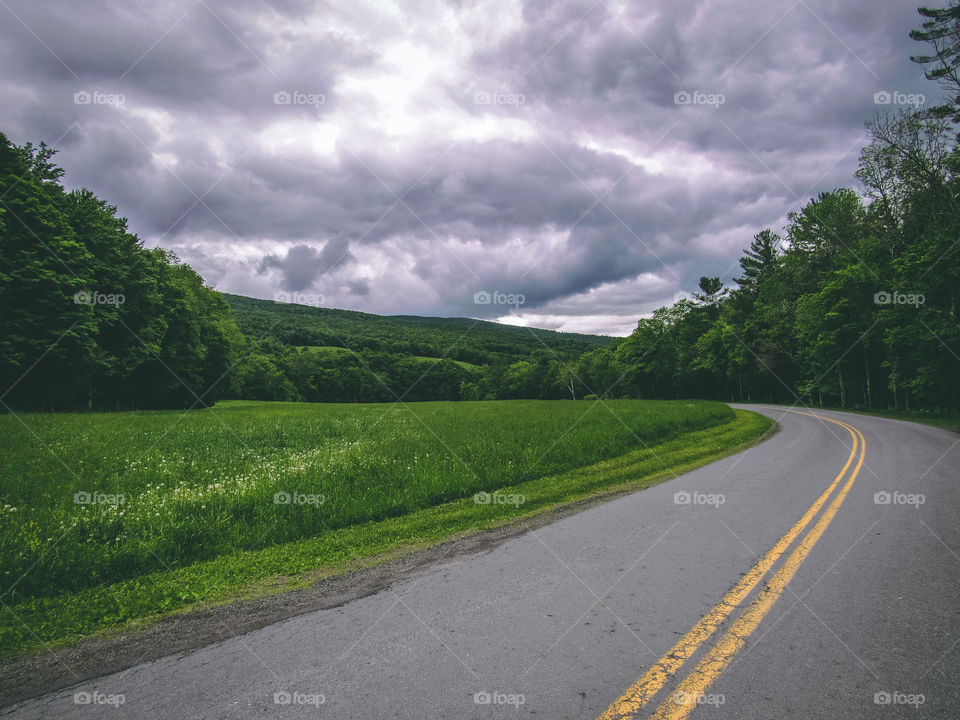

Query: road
<box><xmin>3</xmin><ymin>406</ymin><xmax>959</xmax><ymax>719</ymax></box>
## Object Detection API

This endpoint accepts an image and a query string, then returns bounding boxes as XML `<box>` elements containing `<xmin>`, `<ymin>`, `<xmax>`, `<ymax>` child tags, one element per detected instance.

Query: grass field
<box><xmin>0</xmin><ymin>399</ymin><xmax>770</xmax><ymax>653</ymax></box>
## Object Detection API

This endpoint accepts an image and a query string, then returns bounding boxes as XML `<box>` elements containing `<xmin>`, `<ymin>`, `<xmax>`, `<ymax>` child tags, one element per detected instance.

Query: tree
<box><xmin>910</xmin><ymin>1</ymin><xmax>960</xmax><ymax>116</ymax></box>
<box><xmin>734</xmin><ymin>230</ymin><xmax>781</xmax><ymax>295</ymax></box>
<box><xmin>0</xmin><ymin>134</ymin><xmax>97</xmax><ymax>410</ymax></box>
<box><xmin>0</xmin><ymin>132</ymin><xmax>242</xmax><ymax>410</ymax></box>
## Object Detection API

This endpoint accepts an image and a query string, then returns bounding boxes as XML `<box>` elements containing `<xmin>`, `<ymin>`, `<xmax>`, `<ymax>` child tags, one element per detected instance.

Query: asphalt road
<box><xmin>4</xmin><ymin>406</ymin><xmax>959</xmax><ymax>719</ymax></box>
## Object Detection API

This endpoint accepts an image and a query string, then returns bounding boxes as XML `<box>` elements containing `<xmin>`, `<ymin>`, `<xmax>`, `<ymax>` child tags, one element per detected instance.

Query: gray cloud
<box><xmin>0</xmin><ymin>0</ymin><xmax>944</xmax><ymax>334</ymax></box>
<box><xmin>259</xmin><ymin>239</ymin><xmax>354</xmax><ymax>290</ymax></box>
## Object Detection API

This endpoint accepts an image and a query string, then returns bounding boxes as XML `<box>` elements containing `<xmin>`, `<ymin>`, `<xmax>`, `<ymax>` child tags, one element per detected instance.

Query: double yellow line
<box><xmin>598</xmin><ymin>411</ymin><xmax>866</xmax><ymax>720</ymax></box>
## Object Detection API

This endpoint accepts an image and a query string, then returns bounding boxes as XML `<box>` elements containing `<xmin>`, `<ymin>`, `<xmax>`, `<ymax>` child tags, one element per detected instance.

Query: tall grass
<box><xmin>0</xmin><ymin>399</ymin><xmax>733</xmax><ymax>601</ymax></box>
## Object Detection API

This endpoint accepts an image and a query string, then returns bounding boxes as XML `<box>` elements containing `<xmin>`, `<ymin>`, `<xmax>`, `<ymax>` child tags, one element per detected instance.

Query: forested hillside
<box><xmin>223</xmin><ymin>294</ymin><xmax>610</xmax><ymax>403</ymax></box>
<box><xmin>224</xmin><ymin>293</ymin><xmax>608</xmax><ymax>363</ymax></box>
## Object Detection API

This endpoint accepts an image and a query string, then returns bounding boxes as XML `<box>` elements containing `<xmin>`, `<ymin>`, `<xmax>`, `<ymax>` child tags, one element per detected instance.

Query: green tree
<box><xmin>910</xmin><ymin>1</ymin><xmax>960</xmax><ymax>116</ymax></box>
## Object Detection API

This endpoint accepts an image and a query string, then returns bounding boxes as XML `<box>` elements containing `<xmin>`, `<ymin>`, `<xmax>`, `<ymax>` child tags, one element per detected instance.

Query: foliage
<box><xmin>0</xmin><ymin>134</ymin><xmax>240</xmax><ymax>410</ymax></box>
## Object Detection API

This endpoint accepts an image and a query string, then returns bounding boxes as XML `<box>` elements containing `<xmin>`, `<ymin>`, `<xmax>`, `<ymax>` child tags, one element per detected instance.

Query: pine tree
<box><xmin>910</xmin><ymin>1</ymin><xmax>960</xmax><ymax>117</ymax></box>
<box><xmin>734</xmin><ymin>229</ymin><xmax>781</xmax><ymax>294</ymax></box>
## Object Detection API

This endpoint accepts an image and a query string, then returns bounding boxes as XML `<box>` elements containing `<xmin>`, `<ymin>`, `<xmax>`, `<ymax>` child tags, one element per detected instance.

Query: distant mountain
<box><xmin>221</xmin><ymin>293</ymin><xmax>611</xmax><ymax>366</ymax></box>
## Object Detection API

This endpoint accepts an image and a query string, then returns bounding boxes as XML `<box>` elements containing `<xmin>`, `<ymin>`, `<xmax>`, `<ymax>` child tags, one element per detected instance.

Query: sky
<box><xmin>0</xmin><ymin>0</ymin><xmax>941</xmax><ymax>335</ymax></box>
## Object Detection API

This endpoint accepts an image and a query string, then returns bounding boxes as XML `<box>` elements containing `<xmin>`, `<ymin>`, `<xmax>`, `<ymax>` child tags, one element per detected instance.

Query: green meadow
<box><xmin>0</xmin><ymin>399</ymin><xmax>769</xmax><ymax>652</ymax></box>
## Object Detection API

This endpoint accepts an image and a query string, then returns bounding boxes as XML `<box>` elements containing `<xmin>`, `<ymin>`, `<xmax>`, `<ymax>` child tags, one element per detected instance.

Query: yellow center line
<box><xmin>649</xmin><ymin>415</ymin><xmax>866</xmax><ymax>720</ymax></box>
<box><xmin>597</xmin><ymin>411</ymin><xmax>860</xmax><ymax>720</ymax></box>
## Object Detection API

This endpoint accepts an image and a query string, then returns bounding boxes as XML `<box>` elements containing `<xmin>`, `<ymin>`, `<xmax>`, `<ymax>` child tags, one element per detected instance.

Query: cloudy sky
<box><xmin>0</xmin><ymin>0</ymin><xmax>940</xmax><ymax>335</ymax></box>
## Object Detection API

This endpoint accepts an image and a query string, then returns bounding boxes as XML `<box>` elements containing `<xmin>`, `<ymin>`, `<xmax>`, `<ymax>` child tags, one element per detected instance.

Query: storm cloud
<box><xmin>0</xmin><ymin>0</ymin><xmax>939</xmax><ymax>334</ymax></box>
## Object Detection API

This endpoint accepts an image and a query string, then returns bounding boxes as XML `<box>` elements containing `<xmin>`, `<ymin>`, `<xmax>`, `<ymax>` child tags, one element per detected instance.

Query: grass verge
<box><xmin>834</xmin><ymin>407</ymin><xmax>960</xmax><ymax>435</ymax></box>
<box><xmin>755</xmin><ymin>402</ymin><xmax>960</xmax><ymax>435</ymax></box>
<box><xmin>1</xmin><ymin>409</ymin><xmax>771</xmax><ymax>657</ymax></box>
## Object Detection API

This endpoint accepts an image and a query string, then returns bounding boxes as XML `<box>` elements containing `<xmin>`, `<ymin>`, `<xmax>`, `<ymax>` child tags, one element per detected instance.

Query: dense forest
<box><xmin>1</xmin><ymin>3</ymin><xmax>958</xmax><ymax>411</ymax></box>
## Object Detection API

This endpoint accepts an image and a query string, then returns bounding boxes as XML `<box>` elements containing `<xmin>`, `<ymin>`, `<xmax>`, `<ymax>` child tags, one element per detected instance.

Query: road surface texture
<box><xmin>3</xmin><ymin>405</ymin><xmax>959</xmax><ymax>719</ymax></box>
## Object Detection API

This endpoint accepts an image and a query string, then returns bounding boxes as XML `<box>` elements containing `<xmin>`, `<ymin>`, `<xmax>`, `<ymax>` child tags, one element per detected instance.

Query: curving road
<box><xmin>3</xmin><ymin>406</ymin><xmax>959</xmax><ymax>719</ymax></box>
